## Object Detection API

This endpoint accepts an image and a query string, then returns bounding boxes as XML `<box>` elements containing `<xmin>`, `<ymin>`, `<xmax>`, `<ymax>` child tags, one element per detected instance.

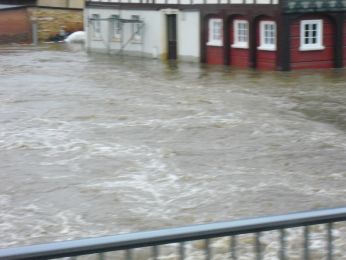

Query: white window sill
<box><xmin>206</xmin><ymin>41</ymin><xmax>223</xmax><ymax>47</ymax></box>
<box><xmin>257</xmin><ymin>45</ymin><xmax>276</xmax><ymax>51</ymax></box>
<box><xmin>92</xmin><ymin>33</ymin><xmax>101</xmax><ymax>41</ymax></box>
<box><xmin>299</xmin><ymin>45</ymin><xmax>325</xmax><ymax>51</ymax></box>
<box><xmin>231</xmin><ymin>43</ymin><xmax>248</xmax><ymax>49</ymax></box>
<box><xmin>132</xmin><ymin>39</ymin><xmax>142</xmax><ymax>44</ymax></box>
<box><xmin>111</xmin><ymin>38</ymin><xmax>121</xmax><ymax>42</ymax></box>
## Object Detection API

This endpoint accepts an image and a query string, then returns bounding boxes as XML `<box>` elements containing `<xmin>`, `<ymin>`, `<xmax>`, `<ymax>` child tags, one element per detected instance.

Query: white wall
<box><xmin>85</xmin><ymin>8</ymin><xmax>162</xmax><ymax>58</ymax></box>
<box><xmin>178</xmin><ymin>11</ymin><xmax>200</xmax><ymax>61</ymax></box>
<box><xmin>85</xmin><ymin>8</ymin><xmax>201</xmax><ymax>61</ymax></box>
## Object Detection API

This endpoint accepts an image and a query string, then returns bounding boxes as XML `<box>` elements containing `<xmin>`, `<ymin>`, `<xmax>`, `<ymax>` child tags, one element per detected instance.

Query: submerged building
<box><xmin>85</xmin><ymin>0</ymin><xmax>346</xmax><ymax>70</ymax></box>
<box><xmin>0</xmin><ymin>0</ymin><xmax>84</xmax><ymax>43</ymax></box>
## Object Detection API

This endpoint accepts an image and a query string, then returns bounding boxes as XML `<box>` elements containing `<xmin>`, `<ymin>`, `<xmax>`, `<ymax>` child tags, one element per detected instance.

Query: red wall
<box><xmin>206</xmin><ymin>16</ymin><xmax>224</xmax><ymax>65</ymax></box>
<box><xmin>256</xmin><ymin>18</ymin><xmax>277</xmax><ymax>70</ymax></box>
<box><xmin>343</xmin><ymin>21</ymin><xmax>346</xmax><ymax>66</ymax></box>
<box><xmin>206</xmin><ymin>46</ymin><xmax>224</xmax><ymax>65</ymax></box>
<box><xmin>290</xmin><ymin>15</ymin><xmax>334</xmax><ymax>70</ymax></box>
<box><xmin>229</xmin><ymin>16</ymin><xmax>250</xmax><ymax>68</ymax></box>
<box><xmin>0</xmin><ymin>9</ymin><xmax>31</xmax><ymax>44</ymax></box>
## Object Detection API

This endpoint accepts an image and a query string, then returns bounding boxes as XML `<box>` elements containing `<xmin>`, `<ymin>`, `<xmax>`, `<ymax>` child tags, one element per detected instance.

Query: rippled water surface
<box><xmin>1</xmin><ymin>44</ymin><xmax>346</xmax><ymax>249</ymax></box>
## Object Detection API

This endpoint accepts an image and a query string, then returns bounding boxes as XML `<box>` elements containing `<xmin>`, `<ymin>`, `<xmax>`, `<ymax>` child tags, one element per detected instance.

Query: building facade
<box><xmin>85</xmin><ymin>0</ymin><xmax>346</xmax><ymax>70</ymax></box>
<box><xmin>37</xmin><ymin>0</ymin><xmax>84</xmax><ymax>8</ymax></box>
<box><xmin>0</xmin><ymin>5</ymin><xmax>32</xmax><ymax>44</ymax></box>
<box><xmin>0</xmin><ymin>1</ymin><xmax>84</xmax><ymax>43</ymax></box>
<box><xmin>31</xmin><ymin>0</ymin><xmax>84</xmax><ymax>41</ymax></box>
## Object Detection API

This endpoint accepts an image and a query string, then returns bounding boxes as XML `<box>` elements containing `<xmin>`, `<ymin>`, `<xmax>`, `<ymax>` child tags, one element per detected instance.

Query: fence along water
<box><xmin>0</xmin><ymin>207</ymin><xmax>345</xmax><ymax>260</ymax></box>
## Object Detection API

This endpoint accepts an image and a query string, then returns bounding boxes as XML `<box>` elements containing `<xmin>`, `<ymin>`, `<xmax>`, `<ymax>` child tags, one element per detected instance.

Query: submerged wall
<box><xmin>0</xmin><ymin>8</ymin><xmax>32</xmax><ymax>44</ymax></box>
<box><xmin>85</xmin><ymin>8</ymin><xmax>200</xmax><ymax>61</ymax></box>
<box><xmin>28</xmin><ymin>7</ymin><xmax>83</xmax><ymax>41</ymax></box>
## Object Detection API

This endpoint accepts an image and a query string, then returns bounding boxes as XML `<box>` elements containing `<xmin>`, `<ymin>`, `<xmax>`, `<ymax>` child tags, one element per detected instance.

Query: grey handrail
<box><xmin>1</xmin><ymin>207</ymin><xmax>346</xmax><ymax>260</ymax></box>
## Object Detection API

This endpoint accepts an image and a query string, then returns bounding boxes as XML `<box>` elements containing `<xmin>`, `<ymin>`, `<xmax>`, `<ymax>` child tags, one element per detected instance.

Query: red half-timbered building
<box><xmin>86</xmin><ymin>0</ymin><xmax>346</xmax><ymax>70</ymax></box>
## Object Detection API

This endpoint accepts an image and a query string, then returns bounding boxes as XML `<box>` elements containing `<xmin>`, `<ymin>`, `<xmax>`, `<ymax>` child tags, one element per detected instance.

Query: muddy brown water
<box><xmin>0</xmin><ymin>44</ymin><xmax>346</xmax><ymax>255</ymax></box>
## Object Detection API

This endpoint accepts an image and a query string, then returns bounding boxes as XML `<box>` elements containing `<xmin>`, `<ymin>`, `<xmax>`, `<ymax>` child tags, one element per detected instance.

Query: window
<box><xmin>258</xmin><ymin>21</ymin><xmax>276</xmax><ymax>51</ymax></box>
<box><xmin>300</xmin><ymin>20</ymin><xmax>324</xmax><ymax>51</ymax></box>
<box><xmin>232</xmin><ymin>20</ymin><xmax>248</xmax><ymax>48</ymax></box>
<box><xmin>131</xmin><ymin>15</ymin><xmax>142</xmax><ymax>42</ymax></box>
<box><xmin>207</xmin><ymin>18</ymin><xmax>223</xmax><ymax>46</ymax></box>
<box><xmin>92</xmin><ymin>14</ymin><xmax>101</xmax><ymax>39</ymax></box>
<box><xmin>110</xmin><ymin>15</ymin><xmax>122</xmax><ymax>40</ymax></box>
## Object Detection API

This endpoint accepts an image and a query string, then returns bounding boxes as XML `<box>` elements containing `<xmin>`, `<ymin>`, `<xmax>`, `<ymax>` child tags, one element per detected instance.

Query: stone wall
<box><xmin>37</xmin><ymin>0</ymin><xmax>84</xmax><ymax>9</ymax></box>
<box><xmin>28</xmin><ymin>7</ymin><xmax>83</xmax><ymax>41</ymax></box>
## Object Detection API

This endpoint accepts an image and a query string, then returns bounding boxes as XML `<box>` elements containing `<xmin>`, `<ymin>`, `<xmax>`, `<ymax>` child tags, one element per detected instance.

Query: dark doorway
<box><xmin>167</xmin><ymin>14</ymin><xmax>177</xmax><ymax>60</ymax></box>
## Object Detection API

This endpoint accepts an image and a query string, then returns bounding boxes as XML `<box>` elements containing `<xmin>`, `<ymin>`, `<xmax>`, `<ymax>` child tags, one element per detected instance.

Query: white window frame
<box><xmin>232</xmin><ymin>19</ymin><xmax>249</xmax><ymax>49</ymax></box>
<box><xmin>131</xmin><ymin>15</ymin><xmax>142</xmax><ymax>43</ymax></box>
<box><xmin>299</xmin><ymin>19</ymin><xmax>324</xmax><ymax>51</ymax></box>
<box><xmin>258</xmin><ymin>21</ymin><xmax>276</xmax><ymax>51</ymax></box>
<box><xmin>92</xmin><ymin>14</ymin><xmax>101</xmax><ymax>40</ymax></box>
<box><xmin>110</xmin><ymin>15</ymin><xmax>122</xmax><ymax>41</ymax></box>
<box><xmin>207</xmin><ymin>18</ymin><xmax>223</xmax><ymax>47</ymax></box>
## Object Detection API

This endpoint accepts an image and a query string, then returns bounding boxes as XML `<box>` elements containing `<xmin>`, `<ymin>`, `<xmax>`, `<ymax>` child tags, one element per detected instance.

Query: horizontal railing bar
<box><xmin>1</xmin><ymin>207</ymin><xmax>346</xmax><ymax>260</ymax></box>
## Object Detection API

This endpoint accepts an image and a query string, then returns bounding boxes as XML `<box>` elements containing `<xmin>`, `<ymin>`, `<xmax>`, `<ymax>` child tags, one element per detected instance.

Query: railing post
<box><xmin>125</xmin><ymin>249</ymin><xmax>132</xmax><ymax>260</ymax></box>
<box><xmin>179</xmin><ymin>242</ymin><xmax>185</xmax><ymax>260</ymax></box>
<box><xmin>152</xmin><ymin>245</ymin><xmax>159</xmax><ymax>260</ymax></box>
<box><xmin>230</xmin><ymin>236</ymin><xmax>237</xmax><ymax>260</ymax></box>
<box><xmin>327</xmin><ymin>223</ymin><xmax>333</xmax><ymax>260</ymax></box>
<box><xmin>255</xmin><ymin>232</ymin><xmax>262</xmax><ymax>260</ymax></box>
<box><xmin>279</xmin><ymin>229</ymin><xmax>286</xmax><ymax>260</ymax></box>
<box><xmin>304</xmin><ymin>226</ymin><xmax>310</xmax><ymax>260</ymax></box>
<box><xmin>205</xmin><ymin>239</ymin><xmax>211</xmax><ymax>260</ymax></box>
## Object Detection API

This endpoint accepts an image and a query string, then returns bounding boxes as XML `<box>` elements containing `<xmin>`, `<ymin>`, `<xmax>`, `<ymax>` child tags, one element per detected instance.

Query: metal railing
<box><xmin>0</xmin><ymin>207</ymin><xmax>346</xmax><ymax>260</ymax></box>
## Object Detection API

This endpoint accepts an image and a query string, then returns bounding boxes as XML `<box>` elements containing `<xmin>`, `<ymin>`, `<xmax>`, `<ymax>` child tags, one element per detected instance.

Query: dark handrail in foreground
<box><xmin>1</xmin><ymin>207</ymin><xmax>346</xmax><ymax>260</ymax></box>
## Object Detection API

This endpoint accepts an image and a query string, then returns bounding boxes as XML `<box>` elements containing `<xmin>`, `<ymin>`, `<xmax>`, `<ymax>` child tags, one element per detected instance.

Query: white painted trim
<box><xmin>207</xmin><ymin>18</ymin><xmax>223</xmax><ymax>47</ymax></box>
<box><xmin>257</xmin><ymin>45</ymin><xmax>276</xmax><ymax>51</ymax></box>
<box><xmin>232</xmin><ymin>19</ymin><xmax>248</xmax><ymax>49</ymax></box>
<box><xmin>160</xmin><ymin>8</ymin><xmax>179</xmax><ymax>14</ymax></box>
<box><xmin>299</xmin><ymin>19</ymin><xmax>324</xmax><ymax>51</ymax></box>
<box><xmin>207</xmin><ymin>41</ymin><xmax>223</xmax><ymax>46</ymax></box>
<box><xmin>231</xmin><ymin>42</ymin><xmax>248</xmax><ymax>49</ymax></box>
<box><xmin>299</xmin><ymin>45</ymin><xmax>325</xmax><ymax>51</ymax></box>
<box><xmin>110</xmin><ymin>15</ymin><xmax>122</xmax><ymax>41</ymax></box>
<box><xmin>257</xmin><ymin>21</ymin><xmax>276</xmax><ymax>51</ymax></box>
<box><xmin>91</xmin><ymin>14</ymin><xmax>102</xmax><ymax>40</ymax></box>
<box><xmin>130</xmin><ymin>14</ymin><xmax>143</xmax><ymax>43</ymax></box>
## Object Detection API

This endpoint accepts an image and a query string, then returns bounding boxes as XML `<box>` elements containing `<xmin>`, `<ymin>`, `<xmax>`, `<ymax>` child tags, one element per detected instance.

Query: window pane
<box><xmin>132</xmin><ymin>15</ymin><xmax>141</xmax><ymax>38</ymax></box>
<box><xmin>214</xmin><ymin>21</ymin><xmax>221</xmax><ymax>41</ymax></box>
<box><xmin>209</xmin><ymin>19</ymin><xmax>222</xmax><ymax>43</ymax></box>
<box><xmin>92</xmin><ymin>14</ymin><xmax>100</xmax><ymax>34</ymax></box>
<box><xmin>261</xmin><ymin>22</ymin><xmax>275</xmax><ymax>46</ymax></box>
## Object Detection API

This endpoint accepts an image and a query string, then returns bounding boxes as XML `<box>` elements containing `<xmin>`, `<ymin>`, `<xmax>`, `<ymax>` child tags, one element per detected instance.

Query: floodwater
<box><xmin>0</xmin><ymin>44</ymin><xmax>346</xmax><ymax>256</ymax></box>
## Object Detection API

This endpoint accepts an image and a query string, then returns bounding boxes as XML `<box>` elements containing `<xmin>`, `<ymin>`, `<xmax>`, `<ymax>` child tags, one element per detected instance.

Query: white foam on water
<box><xmin>93</xmin><ymin>112</ymin><xmax>242</xmax><ymax>130</ymax></box>
<box><xmin>2</xmin><ymin>47</ymin><xmax>346</xmax><ymax>255</ymax></box>
<box><xmin>0</xmin><ymin>203</ymin><xmax>95</xmax><ymax>247</ymax></box>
